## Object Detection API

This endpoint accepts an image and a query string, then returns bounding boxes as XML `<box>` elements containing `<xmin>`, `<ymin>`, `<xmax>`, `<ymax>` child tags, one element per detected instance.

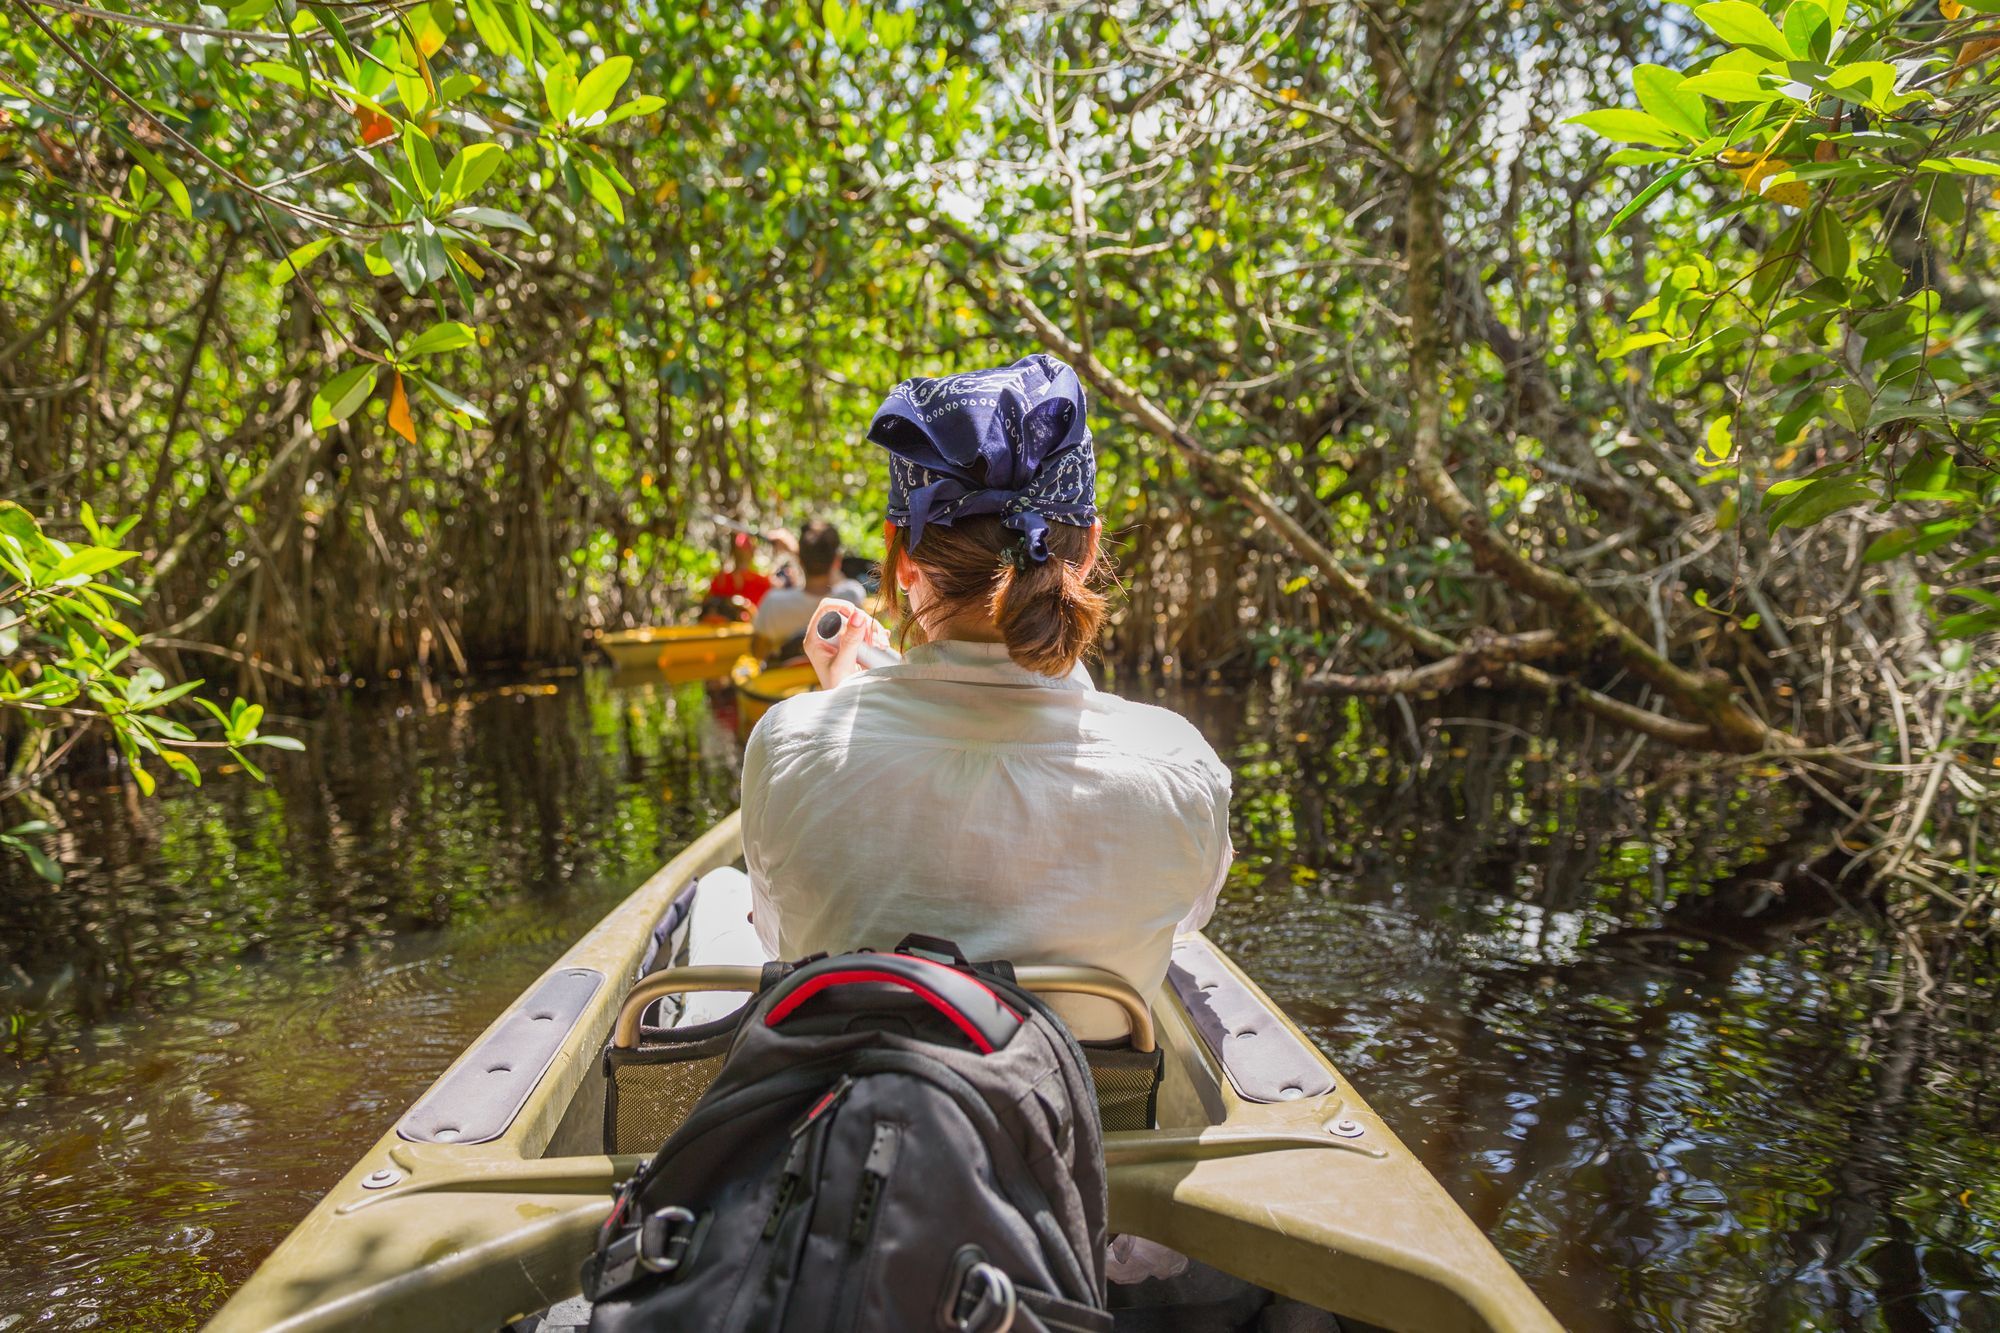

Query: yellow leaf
<box><xmin>447</xmin><ymin>243</ymin><xmax>484</xmax><ymax>280</ymax></box>
<box><xmin>388</xmin><ymin>372</ymin><xmax>416</xmax><ymax>443</ymax></box>
<box><xmin>1738</xmin><ymin>158</ymin><xmax>1809</xmax><ymax>208</ymax></box>
<box><xmin>1942</xmin><ymin>0</ymin><xmax>1964</xmax><ymax>18</ymax></box>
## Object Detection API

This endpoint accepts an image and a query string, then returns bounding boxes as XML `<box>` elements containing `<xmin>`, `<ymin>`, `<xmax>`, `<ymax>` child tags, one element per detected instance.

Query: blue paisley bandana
<box><xmin>868</xmin><ymin>354</ymin><xmax>1097</xmax><ymax>563</ymax></box>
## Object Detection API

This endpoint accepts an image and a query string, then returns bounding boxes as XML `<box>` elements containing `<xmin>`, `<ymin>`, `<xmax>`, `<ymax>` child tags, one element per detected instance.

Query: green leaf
<box><xmin>134</xmin><ymin>678</ymin><xmax>204</xmax><ymax>711</ymax></box>
<box><xmin>409</xmin><ymin>372</ymin><xmax>491</xmax><ymax>424</ymax></box>
<box><xmin>122</xmin><ymin>138</ymin><xmax>194</xmax><ymax>222</ymax></box>
<box><xmin>1949</xmin><ymin>587</ymin><xmax>2000</xmax><ymax>614</ymax></box>
<box><xmin>1808</xmin><ymin>207</ymin><xmax>1849</xmax><ymax>277</ymax></box>
<box><xmin>248</xmin><ymin>734</ymin><xmax>307</xmax><ymax>751</ymax></box>
<box><xmin>1783</xmin><ymin>1</ymin><xmax>1830</xmax><ymax>62</ymax></box>
<box><xmin>1825</xmin><ymin>60</ymin><xmax>1929</xmax><ymax>113</ymax></box>
<box><xmin>401</xmin><ymin>321</ymin><xmax>477</xmax><ymax>358</ymax></box>
<box><xmin>438</xmin><ymin>142</ymin><xmax>506</xmax><ymax>204</ymax></box>
<box><xmin>1598</xmin><ymin>331</ymin><xmax>1676</xmax><ymax>360</ymax></box>
<box><xmin>306</xmin><ymin>3</ymin><xmax>354</xmax><ymax>52</ymax></box>
<box><xmin>542</xmin><ymin>60</ymin><xmax>578</xmax><ymax>121</ymax></box>
<box><xmin>0</xmin><ymin>833</ymin><xmax>62</xmax><ymax>883</ymax></box>
<box><xmin>1680</xmin><ymin>69</ymin><xmax>1788</xmax><ymax>103</ymax></box>
<box><xmin>1633</xmin><ymin>65</ymin><xmax>1709</xmax><ymax>139</ymax></box>
<box><xmin>1695</xmin><ymin>2</ymin><xmax>1796</xmax><ymax>60</ymax></box>
<box><xmin>402</xmin><ymin>124</ymin><xmax>442</xmax><ymax>199</ymax></box>
<box><xmin>1919</xmin><ymin>157</ymin><xmax>2000</xmax><ymax>177</ymax></box>
<box><xmin>600</xmin><ymin>95</ymin><xmax>666</xmax><ymax>126</ymax></box>
<box><xmin>245</xmin><ymin>59</ymin><xmax>309</xmax><ymax>92</ymax></box>
<box><xmin>450</xmin><ymin>205</ymin><xmax>537</xmax><ymax>235</ymax></box>
<box><xmin>1768</xmin><ymin>476</ymin><xmax>1876</xmax><ymax>530</ymax></box>
<box><xmin>310</xmin><ymin>364</ymin><xmax>380</xmax><ymax>431</ymax></box>
<box><xmin>381</xmin><ymin>226</ymin><xmax>448</xmax><ymax>295</ymax></box>
<box><xmin>1600</xmin><ymin>163</ymin><xmax>1694</xmax><ymax>236</ymax></box>
<box><xmin>571</xmin><ymin>55</ymin><xmax>633</xmax><ymax>122</ymax></box>
<box><xmin>1566</xmin><ymin>108</ymin><xmax>1686</xmax><ymax>148</ymax></box>
<box><xmin>0</xmin><ymin>502</ymin><xmax>41</xmax><ymax>547</ymax></box>
<box><xmin>160</xmin><ymin>749</ymin><xmax>202</xmax><ymax>785</ymax></box>
<box><xmin>273</xmin><ymin>235</ymin><xmax>334</xmax><ymax>283</ymax></box>
<box><xmin>1697</xmin><ymin>416</ymin><xmax>1735</xmax><ymax>467</ymax></box>
<box><xmin>46</xmin><ymin>547</ymin><xmax>140</xmax><ymax>584</ymax></box>
<box><xmin>577</xmin><ymin>161</ymin><xmax>626</xmax><ymax>222</ymax></box>
<box><xmin>1864</xmin><ymin>518</ymin><xmax>1971</xmax><ymax>563</ymax></box>
<box><xmin>465</xmin><ymin>0</ymin><xmax>516</xmax><ymax>57</ymax></box>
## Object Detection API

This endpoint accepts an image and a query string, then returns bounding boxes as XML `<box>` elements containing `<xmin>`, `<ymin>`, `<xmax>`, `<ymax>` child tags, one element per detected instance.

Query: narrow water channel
<box><xmin>1</xmin><ymin>670</ymin><xmax>1994</xmax><ymax>1331</ymax></box>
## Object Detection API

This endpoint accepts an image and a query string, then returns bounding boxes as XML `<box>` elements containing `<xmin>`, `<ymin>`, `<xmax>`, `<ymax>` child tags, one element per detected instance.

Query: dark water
<box><xmin>1</xmin><ymin>671</ymin><xmax>1995</xmax><ymax>1332</ymax></box>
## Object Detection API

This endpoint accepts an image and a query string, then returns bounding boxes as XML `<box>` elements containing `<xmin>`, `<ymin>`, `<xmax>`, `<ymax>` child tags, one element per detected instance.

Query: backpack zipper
<box><xmin>763</xmin><ymin>1075</ymin><xmax>853</xmax><ymax>1241</ymax></box>
<box><xmin>828</xmin><ymin>1119</ymin><xmax>901</xmax><ymax>1333</ymax></box>
<box><xmin>848</xmin><ymin>1121</ymin><xmax>900</xmax><ymax>1244</ymax></box>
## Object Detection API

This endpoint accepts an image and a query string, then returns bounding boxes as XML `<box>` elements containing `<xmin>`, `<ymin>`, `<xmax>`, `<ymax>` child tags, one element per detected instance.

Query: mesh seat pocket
<box><xmin>604</xmin><ymin>1016</ymin><xmax>741</xmax><ymax>1154</ymax></box>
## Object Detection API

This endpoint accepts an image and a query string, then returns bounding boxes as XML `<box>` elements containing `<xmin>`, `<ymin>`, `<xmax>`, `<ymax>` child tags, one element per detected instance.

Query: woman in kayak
<box><xmin>732</xmin><ymin>353</ymin><xmax>1233</xmax><ymax>1040</ymax></box>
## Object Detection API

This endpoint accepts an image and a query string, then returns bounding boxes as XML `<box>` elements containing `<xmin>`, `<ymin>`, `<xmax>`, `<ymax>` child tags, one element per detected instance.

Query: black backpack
<box><xmin>582</xmin><ymin>938</ymin><xmax>1113</xmax><ymax>1333</ymax></box>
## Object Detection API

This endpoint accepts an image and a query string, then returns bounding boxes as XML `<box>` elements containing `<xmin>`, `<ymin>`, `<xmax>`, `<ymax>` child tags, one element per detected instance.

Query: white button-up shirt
<box><xmin>741</xmin><ymin>639</ymin><xmax>1233</xmax><ymax>1038</ymax></box>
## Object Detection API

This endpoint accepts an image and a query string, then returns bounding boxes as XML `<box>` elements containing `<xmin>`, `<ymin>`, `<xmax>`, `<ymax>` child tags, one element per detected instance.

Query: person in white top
<box><xmin>750</xmin><ymin>519</ymin><xmax>869</xmax><ymax>657</ymax></box>
<box><xmin>736</xmin><ymin>353</ymin><xmax>1233</xmax><ymax>1040</ymax></box>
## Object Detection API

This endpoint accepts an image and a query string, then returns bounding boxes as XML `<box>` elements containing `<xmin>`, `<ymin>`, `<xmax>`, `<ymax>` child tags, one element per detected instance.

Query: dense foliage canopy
<box><xmin>1</xmin><ymin>0</ymin><xmax>1995</xmax><ymax>906</ymax></box>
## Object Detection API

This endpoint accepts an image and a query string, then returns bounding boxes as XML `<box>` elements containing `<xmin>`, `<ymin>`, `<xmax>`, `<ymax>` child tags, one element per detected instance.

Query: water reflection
<box><xmin>0</xmin><ymin>671</ymin><xmax>1995</xmax><ymax>1332</ymax></box>
<box><xmin>0</xmin><ymin>672</ymin><xmax>741</xmax><ymax>1328</ymax></box>
<box><xmin>1177</xmin><ymin>683</ymin><xmax>2000</xmax><ymax>1333</ymax></box>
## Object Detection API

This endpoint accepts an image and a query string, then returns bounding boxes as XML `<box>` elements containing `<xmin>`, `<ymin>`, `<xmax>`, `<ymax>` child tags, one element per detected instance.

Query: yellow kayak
<box><xmin>596</xmin><ymin>623</ymin><xmax>751</xmax><ymax>675</ymax></box>
<box><xmin>729</xmin><ymin>655</ymin><xmax>817</xmax><ymax>734</ymax></box>
<box><xmin>205</xmin><ymin>813</ymin><xmax>1563</xmax><ymax>1333</ymax></box>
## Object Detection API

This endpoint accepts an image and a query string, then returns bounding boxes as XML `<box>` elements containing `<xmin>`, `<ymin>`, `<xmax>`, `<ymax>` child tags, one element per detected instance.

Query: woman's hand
<box><xmin>803</xmin><ymin>598</ymin><xmax>891</xmax><ymax>691</ymax></box>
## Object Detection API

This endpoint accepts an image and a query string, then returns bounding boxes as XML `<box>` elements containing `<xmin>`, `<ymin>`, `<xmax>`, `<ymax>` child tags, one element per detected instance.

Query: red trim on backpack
<box><xmin>764</xmin><ymin>962</ymin><xmax>1018</xmax><ymax>1054</ymax></box>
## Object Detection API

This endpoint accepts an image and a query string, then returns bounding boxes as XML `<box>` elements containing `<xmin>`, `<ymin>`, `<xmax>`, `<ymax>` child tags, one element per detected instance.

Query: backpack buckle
<box><xmin>585</xmin><ymin>1205</ymin><xmax>702</xmax><ymax>1299</ymax></box>
<box><xmin>947</xmin><ymin>1259</ymin><xmax>1017</xmax><ymax>1333</ymax></box>
<box><xmin>637</xmin><ymin>1205</ymin><xmax>701</xmax><ymax>1274</ymax></box>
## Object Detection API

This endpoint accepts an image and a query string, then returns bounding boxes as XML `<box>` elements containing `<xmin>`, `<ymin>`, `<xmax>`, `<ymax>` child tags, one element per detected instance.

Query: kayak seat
<box><xmin>602</xmin><ymin>964</ymin><xmax>1162</xmax><ymax>1154</ymax></box>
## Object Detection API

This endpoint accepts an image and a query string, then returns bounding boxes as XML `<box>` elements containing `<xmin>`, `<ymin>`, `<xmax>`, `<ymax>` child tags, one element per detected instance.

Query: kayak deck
<box><xmin>207</xmin><ymin>814</ymin><xmax>1561</xmax><ymax>1333</ymax></box>
<box><xmin>596</xmin><ymin>623</ymin><xmax>751</xmax><ymax>674</ymax></box>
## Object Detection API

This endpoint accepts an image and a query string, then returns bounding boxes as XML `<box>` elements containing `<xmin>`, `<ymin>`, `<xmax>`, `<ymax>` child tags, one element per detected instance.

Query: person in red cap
<box><xmin>700</xmin><ymin>532</ymin><xmax>774</xmax><ymax>621</ymax></box>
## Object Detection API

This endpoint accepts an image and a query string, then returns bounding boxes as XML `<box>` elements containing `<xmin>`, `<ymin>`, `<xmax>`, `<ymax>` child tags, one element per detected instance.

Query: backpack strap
<box><xmin>763</xmin><ymin>953</ymin><xmax>1023</xmax><ymax>1054</ymax></box>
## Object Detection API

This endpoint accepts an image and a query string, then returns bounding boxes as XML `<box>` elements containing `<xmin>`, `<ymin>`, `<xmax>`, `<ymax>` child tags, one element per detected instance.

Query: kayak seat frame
<box><xmin>601</xmin><ymin>964</ymin><xmax>1164</xmax><ymax>1153</ymax></box>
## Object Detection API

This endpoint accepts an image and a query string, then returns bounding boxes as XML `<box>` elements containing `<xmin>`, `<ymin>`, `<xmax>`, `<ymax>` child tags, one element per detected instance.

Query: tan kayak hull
<box><xmin>207</xmin><ymin>813</ymin><xmax>1562</xmax><ymax>1333</ymax></box>
<box><xmin>596</xmin><ymin>623</ymin><xmax>751</xmax><ymax>674</ymax></box>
